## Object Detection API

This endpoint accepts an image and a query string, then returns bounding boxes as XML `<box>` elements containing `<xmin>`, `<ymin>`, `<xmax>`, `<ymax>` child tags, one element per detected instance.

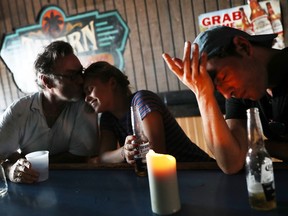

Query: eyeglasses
<box><xmin>52</xmin><ymin>68</ymin><xmax>85</xmax><ymax>81</ymax></box>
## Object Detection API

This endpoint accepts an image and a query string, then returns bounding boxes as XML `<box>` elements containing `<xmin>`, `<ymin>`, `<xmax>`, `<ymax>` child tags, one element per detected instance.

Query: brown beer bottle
<box><xmin>245</xmin><ymin>108</ymin><xmax>277</xmax><ymax>211</ymax></box>
<box><xmin>248</xmin><ymin>0</ymin><xmax>273</xmax><ymax>34</ymax></box>
<box><xmin>266</xmin><ymin>2</ymin><xmax>284</xmax><ymax>49</ymax></box>
<box><xmin>239</xmin><ymin>7</ymin><xmax>254</xmax><ymax>35</ymax></box>
<box><xmin>266</xmin><ymin>2</ymin><xmax>283</xmax><ymax>34</ymax></box>
<box><xmin>131</xmin><ymin>105</ymin><xmax>150</xmax><ymax>177</ymax></box>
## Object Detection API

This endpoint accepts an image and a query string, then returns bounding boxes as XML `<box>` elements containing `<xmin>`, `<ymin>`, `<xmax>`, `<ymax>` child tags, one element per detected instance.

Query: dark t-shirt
<box><xmin>225</xmin><ymin>47</ymin><xmax>288</xmax><ymax>142</ymax></box>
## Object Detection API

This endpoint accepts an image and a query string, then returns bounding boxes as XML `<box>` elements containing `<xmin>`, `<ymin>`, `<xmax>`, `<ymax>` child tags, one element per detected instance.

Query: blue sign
<box><xmin>0</xmin><ymin>6</ymin><xmax>129</xmax><ymax>93</ymax></box>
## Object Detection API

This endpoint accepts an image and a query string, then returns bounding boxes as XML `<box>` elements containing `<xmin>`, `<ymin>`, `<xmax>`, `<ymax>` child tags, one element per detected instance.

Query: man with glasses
<box><xmin>0</xmin><ymin>41</ymin><xmax>99</xmax><ymax>183</ymax></box>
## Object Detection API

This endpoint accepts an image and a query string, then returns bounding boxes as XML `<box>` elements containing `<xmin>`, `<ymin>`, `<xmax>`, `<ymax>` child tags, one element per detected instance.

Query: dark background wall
<box><xmin>0</xmin><ymin>0</ymin><xmax>287</xmax><ymax>114</ymax></box>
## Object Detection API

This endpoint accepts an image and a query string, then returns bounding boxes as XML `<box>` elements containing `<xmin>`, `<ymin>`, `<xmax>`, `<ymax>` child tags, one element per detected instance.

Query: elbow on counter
<box><xmin>217</xmin><ymin>161</ymin><xmax>245</xmax><ymax>175</ymax></box>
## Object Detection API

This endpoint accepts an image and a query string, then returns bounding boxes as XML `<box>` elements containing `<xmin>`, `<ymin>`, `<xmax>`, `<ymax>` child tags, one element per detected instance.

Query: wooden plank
<box><xmin>135</xmin><ymin>0</ymin><xmax>157</xmax><ymax>92</ymax></box>
<box><xmin>24</xmin><ymin>0</ymin><xmax>36</xmax><ymax>24</ymax></box>
<box><xmin>85</xmin><ymin>0</ymin><xmax>96</xmax><ymax>11</ymax></box>
<box><xmin>146</xmin><ymin>0</ymin><xmax>169</xmax><ymax>93</ymax></box>
<box><xmin>75</xmin><ymin>0</ymin><xmax>86</xmax><ymax>13</ymax></box>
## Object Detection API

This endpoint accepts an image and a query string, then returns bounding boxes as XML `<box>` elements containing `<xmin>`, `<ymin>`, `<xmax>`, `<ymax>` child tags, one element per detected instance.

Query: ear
<box><xmin>232</xmin><ymin>36</ymin><xmax>252</xmax><ymax>56</ymax></box>
<box><xmin>39</xmin><ymin>74</ymin><xmax>54</xmax><ymax>89</ymax></box>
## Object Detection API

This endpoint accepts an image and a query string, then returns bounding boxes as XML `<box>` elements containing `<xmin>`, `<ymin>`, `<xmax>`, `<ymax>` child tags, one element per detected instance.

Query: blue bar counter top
<box><xmin>0</xmin><ymin>162</ymin><xmax>287</xmax><ymax>216</ymax></box>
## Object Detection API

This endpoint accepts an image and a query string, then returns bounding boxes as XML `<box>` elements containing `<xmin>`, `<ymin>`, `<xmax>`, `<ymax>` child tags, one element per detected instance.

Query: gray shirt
<box><xmin>0</xmin><ymin>92</ymin><xmax>98</xmax><ymax>160</ymax></box>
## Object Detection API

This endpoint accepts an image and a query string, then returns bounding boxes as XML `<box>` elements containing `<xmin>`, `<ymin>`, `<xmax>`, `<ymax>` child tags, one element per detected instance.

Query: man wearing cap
<box><xmin>162</xmin><ymin>26</ymin><xmax>288</xmax><ymax>174</ymax></box>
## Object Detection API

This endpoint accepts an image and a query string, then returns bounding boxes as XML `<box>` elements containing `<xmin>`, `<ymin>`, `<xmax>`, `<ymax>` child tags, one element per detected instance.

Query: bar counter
<box><xmin>0</xmin><ymin>162</ymin><xmax>287</xmax><ymax>216</ymax></box>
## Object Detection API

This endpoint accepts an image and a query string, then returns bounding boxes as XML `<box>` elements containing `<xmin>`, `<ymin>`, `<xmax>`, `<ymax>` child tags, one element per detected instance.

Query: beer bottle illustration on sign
<box><xmin>131</xmin><ymin>105</ymin><xmax>150</xmax><ymax>177</ymax></box>
<box><xmin>239</xmin><ymin>7</ymin><xmax>254</xmax><ymax>35</ymax></box>
<box><xmin>266</xmin><ymin>2</ymin><xmax>284</xmax><ymax>49</ymax></box>
<box><xmin>248</xmin><ymin>0</ymin><xmax>273</xmax><ymax>35</ymax></box>
<box><xmin>245</xmin><ymin>108</ymin><xmax>277</xmax><ymax>211</ymax></box>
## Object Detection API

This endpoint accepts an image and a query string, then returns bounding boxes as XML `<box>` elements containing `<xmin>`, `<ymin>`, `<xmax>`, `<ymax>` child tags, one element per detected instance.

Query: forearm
<box><xmin>197</xmin><ymin>94</ymin><xmax>247</xmax><ymax>174</ymax></box>
<box><xmin>100</xmin><ymin>147</ymin><xmax>125</xmax><ymax>163</ymax></box>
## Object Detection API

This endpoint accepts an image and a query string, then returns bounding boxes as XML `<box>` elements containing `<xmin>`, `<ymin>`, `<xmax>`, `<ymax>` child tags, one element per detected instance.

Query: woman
<box><xmin>83</xmin><ymin>61</ymin><xmax>213</xmax><ymax>164</ymax></box>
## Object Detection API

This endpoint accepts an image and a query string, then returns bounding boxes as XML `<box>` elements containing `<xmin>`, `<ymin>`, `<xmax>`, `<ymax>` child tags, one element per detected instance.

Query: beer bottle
<box><xmin>245</xmin><ymin>108</ymin><xmax>277</xmax><ymax>211</ymax></box>
<box><xmin>266</xmin><ymin>2</ymin><xmax>283</xmax><ymax>34</ymax></box>
<box><xmin>265</xmin><ymin>2</ymin><xmax>284</xmax><ymax>49</ymax></box>
<box><xmin>248</xmin><ymin>0</ymin><xmax>273</xmax><ymax>34</ymax></box>
<box><xmin>239</xmin><ymin>7</ymin><xmax>254</xmax><ymax>35</ymax></box>
<box><xmin>131</xmin><ymin>105</ymin><xmax>150</xmax><ymax>177</ymax></box>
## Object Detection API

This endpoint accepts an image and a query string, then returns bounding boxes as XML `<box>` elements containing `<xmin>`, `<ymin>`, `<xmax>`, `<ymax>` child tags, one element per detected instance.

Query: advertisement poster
<box><xmin>198</xmin><ymin>0</ymin><xmax>284</xmax><ymax>50</ymax></box>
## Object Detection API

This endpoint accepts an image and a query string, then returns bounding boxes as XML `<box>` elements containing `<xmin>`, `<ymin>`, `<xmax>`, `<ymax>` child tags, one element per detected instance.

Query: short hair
<box><xmin>84</xmin><ymin>61</ymin><xmax>131</xmax><ymax>95</ymax></box>
<box><xmin>34</xmin><ymin>41</ymin><xmax>74</xmax><ymax>88</ymax></box>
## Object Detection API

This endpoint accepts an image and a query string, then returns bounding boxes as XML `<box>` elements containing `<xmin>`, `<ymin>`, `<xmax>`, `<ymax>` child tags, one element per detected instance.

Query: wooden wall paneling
<box><xmin>202</xmin><ymin>0</ymin><xmax>218</xmax><ymax>13</ymax></box>
<box><xmin>1</xmin><ymin>0</ymin><xmax>12</xmax><ymax>34</ymax></box>
<box><xmin>103</xmin><ymin>0</ymin><xmax>116</xmax><ymax>11</ymax></box>
<box><xmin>121</xmin><ymin>1</ymin><xmax>137</xmax><ymax>92</ymax></box>
<box><xmin>157</xmin><ymin>0</ymin><xmax>177</xmax><ymax>92</ymax></box>
<box><xmin>119</xmin><ymin>2</ymin><xmax>136</xmax><ymax>92</ymax></box>
<box><xmin>230</xmin><ymin>0</ymin><xmax>247</xmax><ymax>7</ymax></box>
<box><xmin>191</xmin><ymin>0</ymin><xmax>205</xmax><ymax>36</ymax></box>
<box><xmin>135</xmin><ymin>0</ymin><xmax>158</xmax><ymax>92</ymax></box>
<box><xmin>125</xmin><ymin>0</ymin><xmax>147</xmax><ymax>91</ymax></box>
<box><xmin>146</xmin><ymin>0</ymin><xmax>167</xmax><ymax>93</ymax></box>
<box><xmin>31</xmin><ymin>0</ymin><xmax>43</xmax><ymax>19</ymax></box>
<box><xmin>7</xmin><ymin>0</ymin><xmax>20</xmax><ymax>30</ymax></box>
<box><xmin>168</xmin><ymin>0</ymin><xmax>187</xmax><ymax>91</ymax></box>
<box><xmin>57</xmin><ymin>0</ymin><xmax>69</xmax><ymax>13</ymax></box>
<box><xmin>39</xmin><ymin>0</ymin><xmax>49</xmax><ymax>9</ymax></box>
<box><xmin>75</xmin><ymin>0</ymin><xmax>87</xmax><ymax>13</ymax></box>
<box><xmin>84</xmin><ymin>0</ymin><xmax>96</xmax><ymax>11</ymax></box>
<box><xmin>0</xmin><ymin>64</ymin><xmax>8</xmax><ymax>112</ymax></box>
<box><xmin>95</xmin><ymin>0</ymin><xmax>105</xmax><ymax>11</ymax></box>
<box><xmin>66</xmin><ymin>0</ymin><xmax>78</xmax><ymax>15</ymax></box>
<box><xmin>48</xmin><ymin>0</ymin><xmax>59</xmax><ymax>6</ymax></box>
<box><xmin>15</xmin><ymin>0</ymin><xmax>28</xmax><ymax>26</ymax></box>
<box><xmin>180</xmin><ymin>0</ymin><xmax>197</xmax><ymax>42</ymax></box>
<box><xmin>24</xmin><ymin>0</ymin><xmax>36</xmax><ymax>24</ymax></box>
<box><xmin>176</xmin><ymin>116</ymin><xmax>214</xmax><ymax>158</ymax></box>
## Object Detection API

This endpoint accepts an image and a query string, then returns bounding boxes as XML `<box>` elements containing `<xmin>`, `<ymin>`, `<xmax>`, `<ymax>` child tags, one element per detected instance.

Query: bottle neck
<box><xmin>247</xmin><ymin>108</ymin><xmax>265</xmax><ymax>148</ymax></box>
<box><xmin>131</xmin><ymin>105</ymin><xmax>148</xmax><ymax>141</ymax></box>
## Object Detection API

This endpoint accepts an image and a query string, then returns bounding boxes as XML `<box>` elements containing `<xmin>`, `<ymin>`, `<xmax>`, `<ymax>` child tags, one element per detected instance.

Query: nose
<box><xmin>216</xmin><ymin>86</ymin><xmax>233</xmax><ymax>99</ymax></box>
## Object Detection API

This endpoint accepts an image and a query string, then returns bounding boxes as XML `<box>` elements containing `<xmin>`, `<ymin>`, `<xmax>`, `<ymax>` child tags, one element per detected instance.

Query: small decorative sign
<box><xmin>0</xmin><ymin>6</ymin><xmax>129</xmax><ymax>93</ymax></box>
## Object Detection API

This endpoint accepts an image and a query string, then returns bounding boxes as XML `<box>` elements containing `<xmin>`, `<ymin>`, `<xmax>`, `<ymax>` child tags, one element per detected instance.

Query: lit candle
<box><xmin>146</xmin><ymin>150</ymin><xmax>181</xmax><ymax>215</ymax></box>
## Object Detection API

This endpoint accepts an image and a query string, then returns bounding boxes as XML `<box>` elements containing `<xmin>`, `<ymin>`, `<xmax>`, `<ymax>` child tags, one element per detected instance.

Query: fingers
<box><xmin>123</xmin><ymin>136</ymin><xmax>138</xmax><ymax>164</ymax></box>
<box><xmin>162</xmin><ymin>53</ymin><xmax>183</xmax><ymax>79</ymax></box>
<box><xmin>183</xmin><ymin>41</ymin><xmax>192</xmax><ymax>80</ymax></box>
<box><xmin>199</xmin><ymin>52</ymin><xmax>208</xmax><ymax>76</ymax></box>
<box><xmin>12</xmin><ymin>159</ymin><xmax>39</xmax><ymax>184</ymax></box>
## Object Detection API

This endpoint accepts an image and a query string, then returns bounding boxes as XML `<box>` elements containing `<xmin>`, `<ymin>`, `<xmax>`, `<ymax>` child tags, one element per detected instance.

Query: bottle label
<box><xmin>252</xmin><ymin>15</ymin><xmax>274</xmax><ymax>34</ymax></box>
<box><xmin>270</xmin><ymin>19</ymin><xmax>283</xmax><ymax>34</ymax></box>
<box><xmin>246</xmin><ymin>157</ymin><xmax>276</xmax><ymax>201</ymax></box>
<box><xmin>134</xmin><ymin>141</ymin><xmax>150</xmax><ymax>163</ymax></box>
<box><xmin>260</xmin><ymin>157</ymin><xmax>274</xmax><ymax>183</ymax></box>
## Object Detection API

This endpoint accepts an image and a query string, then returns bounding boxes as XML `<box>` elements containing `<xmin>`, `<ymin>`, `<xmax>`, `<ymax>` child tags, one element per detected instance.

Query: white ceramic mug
<box><xmin>26</xmin><ymin>151</ymin><xmax>49</xmax><ymax>182</ymax></box>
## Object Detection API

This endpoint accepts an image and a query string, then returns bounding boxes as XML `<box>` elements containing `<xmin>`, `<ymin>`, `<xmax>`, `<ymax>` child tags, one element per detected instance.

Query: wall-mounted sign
<box><xmin>0</xmin><ymin>6</ymin><xmax>129</xmax><ymax>93</ymax></box>
<box><xmin>198</xmin><ymin>0</ymin><xmax>284</xmax><ymax>50</ymax></box>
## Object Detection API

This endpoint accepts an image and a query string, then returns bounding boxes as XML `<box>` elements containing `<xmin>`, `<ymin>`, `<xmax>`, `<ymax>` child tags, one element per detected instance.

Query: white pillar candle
<box><xmin>146</xmin><ymin>150</ymin><xmax>181</xmax><ymax>215</ymax></box>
